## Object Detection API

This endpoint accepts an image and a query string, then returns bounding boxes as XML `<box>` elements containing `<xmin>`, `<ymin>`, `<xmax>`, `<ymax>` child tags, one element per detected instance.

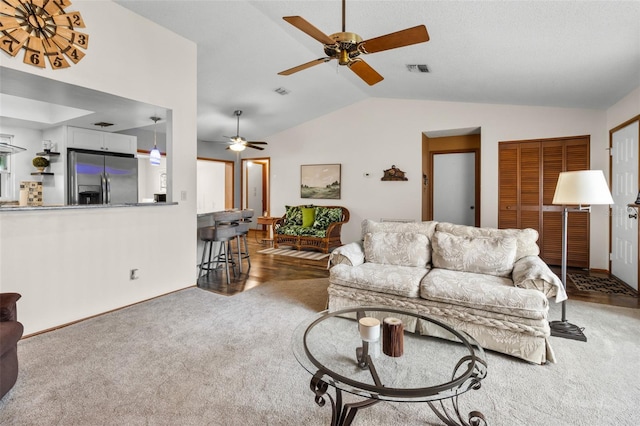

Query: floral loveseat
<box><xmin>274</xmin><ymin>205</ymin><xmax>350</xmax><ymax>253</ymax></box>
<box><xmin>328</xmin><ymin>219</ymin><xmax>566</xmax><ymax>364</ymax></box>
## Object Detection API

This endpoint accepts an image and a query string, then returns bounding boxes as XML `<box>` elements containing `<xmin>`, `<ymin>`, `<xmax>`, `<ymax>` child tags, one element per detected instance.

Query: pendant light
<box><xmin>149</xmin><ymin>116</ymin><xmax>161</xmax><ymax>166</ymax></box>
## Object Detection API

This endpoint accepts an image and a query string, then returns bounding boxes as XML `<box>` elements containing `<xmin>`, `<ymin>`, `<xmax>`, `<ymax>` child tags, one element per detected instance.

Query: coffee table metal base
<box><xmin>309</xmin><ymin>371</ymin><xmax>486</xmax><ymax>426</ymax></box>
<box><xmin>308</xmin><ymin>350</ymin><xmax>487</xmax><ymax>426</ymax></box>
<box><xmin>311</xmin><ymin>370</ymin><xmax>380</xmax><ymax>426</ymax></box>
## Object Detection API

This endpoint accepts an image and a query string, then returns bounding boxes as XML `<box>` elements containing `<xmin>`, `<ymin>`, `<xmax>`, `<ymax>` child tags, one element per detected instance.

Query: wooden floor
<box><xmin>197</xmin><ymin>229</ymin><xmax>329</xmax><ymax>296</ymax></box>
<box><xmin>198</xmin><ymin>230</ymin><xmax>639</xmax><ymax>309</ymax></box>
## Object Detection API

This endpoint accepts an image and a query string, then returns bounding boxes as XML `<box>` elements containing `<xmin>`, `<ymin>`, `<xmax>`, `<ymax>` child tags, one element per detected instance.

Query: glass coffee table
<box><xmin>292</xmin><ymin>307</ymin><xmax>488</xmax><ymax>426</ymax></box>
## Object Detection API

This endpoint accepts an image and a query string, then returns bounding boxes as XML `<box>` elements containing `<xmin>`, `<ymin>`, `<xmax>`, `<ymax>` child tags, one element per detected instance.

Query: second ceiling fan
<box><xmin>221</xmin><ymin>110</ymin><xmax>268</xmax><ymax>152</ymax></box>
<box><xmin>278</xmin><ymin>0</ymin><xmax>430</xmax><ymax>86</ymax></box>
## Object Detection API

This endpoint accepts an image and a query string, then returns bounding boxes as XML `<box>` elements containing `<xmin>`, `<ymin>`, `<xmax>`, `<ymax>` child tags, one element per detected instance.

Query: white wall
<box><xmin>265</xmin><ymin>96</ymin><xmax>624</xmax><ymax>271</ymax></box>
<box><xmin>0</xmin><ymin>1</ymin><xmax>197</xmax><ymax>335</ymax></box>
<box><xmin>607</xmin><ymin>87</ymin><xmax>640</xmax><ymax>130</ymax></box>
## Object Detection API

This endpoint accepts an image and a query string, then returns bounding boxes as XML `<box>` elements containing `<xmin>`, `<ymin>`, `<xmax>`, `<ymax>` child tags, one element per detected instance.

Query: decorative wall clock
<box><xmin>0</xmin><ymin>0</ymin><xmax>88</xmax><ymax>69</ymax></box>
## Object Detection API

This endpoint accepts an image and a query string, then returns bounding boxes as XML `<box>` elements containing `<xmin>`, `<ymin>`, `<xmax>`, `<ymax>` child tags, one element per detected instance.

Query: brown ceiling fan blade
<box><xmin>360</xmin><ymin>25</ymin><xmax>430</xmax><ymax>54</ymax></box>
<box><xmin>278</xmin><ymin>57</ymin><xmax>331</xmax><ymax>76</ymax></box>
<box><xmin>247</xmin><ymin>141</ymin><xmax>268</xmax><ymax>145</ymax></box>
<box><xmin>283</xmin><ymin>16</ymin><xmax>336</xmax><ymax>46</ymax></box>
<box><xmin>348</xmin><ymin>60</ymin><xmax>384</xmax><ymax>86</ymax></box>
<box><xmin>246</xmin><ymin>145</ymin><xmax>265</xmax><ymax>151</ymax></box>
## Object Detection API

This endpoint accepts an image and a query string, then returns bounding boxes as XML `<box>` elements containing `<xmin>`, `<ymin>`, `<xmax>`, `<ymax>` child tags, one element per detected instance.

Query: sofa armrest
<box><xmin>329</xmin><ymin>242</ymin><xmax>365</xmax><ymax>267</ymax></box>
<box><xmin>512</xmin><ymin>256</ymin><xmax>567</xmax><ymax>302</ymax></box>
<box><xmin>0</xmin><ymin>293</ymin><xmax>21</xmax><ymax>322</ymax></box>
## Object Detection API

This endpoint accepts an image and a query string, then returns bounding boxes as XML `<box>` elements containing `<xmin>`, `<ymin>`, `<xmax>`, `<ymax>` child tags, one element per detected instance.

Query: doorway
<box><xmin>241</xmin><ymin>157</ymin><xmax>270</xmax><ymax>216</ymax></box>
<box><xmin>433</xmin><ymin>152</ymin><xmax>476</xmax><ymax>225</ymax></box>
<box><xmin>422</xmin><ymin>129</ymin><xmax>481</xmax><ymax>226</ymax></box>
<box><xmin>196</xmin><ymin>158</ymin><xmax>234</xmax><ymax>214</ymax></box>
<box><xmin>610</xmin><ymin>116</ymin><xmax>639</xmax><ymax>291</ymax></box>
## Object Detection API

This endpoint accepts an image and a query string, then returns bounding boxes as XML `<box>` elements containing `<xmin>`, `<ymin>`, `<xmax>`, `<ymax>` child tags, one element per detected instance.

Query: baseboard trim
<box><xmin>21</xmin><ymin>284</ymin><xmax>196</xmax><ymax>340</ymax></box>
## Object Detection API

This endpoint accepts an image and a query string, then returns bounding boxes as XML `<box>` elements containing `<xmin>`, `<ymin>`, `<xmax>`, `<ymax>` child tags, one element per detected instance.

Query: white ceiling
<box><xmin>3</xmin><ymin>1</ymin><xmax>639</xmax><ymax>142</ymax></box>
<box><xmin>113</xmin><ymin>0</ymin><xmax>639</xmax><ymax>144</ymax></box>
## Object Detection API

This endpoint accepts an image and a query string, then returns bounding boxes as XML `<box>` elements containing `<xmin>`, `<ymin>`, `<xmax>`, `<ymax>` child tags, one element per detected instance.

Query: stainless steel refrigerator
<box><xmin>68</xmin><ymin>149</ymin><xmax>138</xmax><ymax>205</ymax></box>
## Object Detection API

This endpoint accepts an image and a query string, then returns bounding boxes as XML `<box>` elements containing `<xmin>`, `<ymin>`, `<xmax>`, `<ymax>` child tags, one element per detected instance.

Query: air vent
<box><xmin>94</xmin><ymin>122</ymin><xmax>114</xmax><ymax>127</ymax></box>
<box><xmin>274</xmin><ymin>87</ymin><xmax>290</xmax><ymax>95</ymax></box>
<box><xmin>406</xmin><ymin>64</ymin><xmax>430</xmax><ymax>73</ymax></box>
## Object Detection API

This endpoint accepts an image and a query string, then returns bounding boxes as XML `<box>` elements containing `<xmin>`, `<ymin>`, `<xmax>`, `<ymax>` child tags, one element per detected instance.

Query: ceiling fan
<box><xmin>278</xmin><ymin>0</ymin><xmax>430</xmax><ymax>86</ymax></box>
<box><xmin>219</xmin><ymin>110</ymin><xmax>268</xmax><ymax>152</ymax></box>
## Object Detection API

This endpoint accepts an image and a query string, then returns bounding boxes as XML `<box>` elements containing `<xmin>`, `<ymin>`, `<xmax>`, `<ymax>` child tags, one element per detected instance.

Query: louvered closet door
<box><xmin>499</xmin><ymin>136</ymin><xmax>590</xmax><ymax>268</ymax></box>
<box><xmin>542</xmin><ymin>138</ymin><xmax>590</xmax><ymax>267</ymax></box>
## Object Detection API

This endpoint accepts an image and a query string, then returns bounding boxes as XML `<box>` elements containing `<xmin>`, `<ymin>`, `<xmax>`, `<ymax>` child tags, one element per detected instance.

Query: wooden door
<box><xmin>499</xmin><ymin>136</ymin><xmax>590</xmax><ymax>267</ymax></box>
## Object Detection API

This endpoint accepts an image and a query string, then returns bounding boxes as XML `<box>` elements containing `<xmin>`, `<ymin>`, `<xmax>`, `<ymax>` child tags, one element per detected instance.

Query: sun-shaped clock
<box><xmin>0</xmin><ymin>0</ymin><xmax>88</xmax><ymax>69</ymax></box>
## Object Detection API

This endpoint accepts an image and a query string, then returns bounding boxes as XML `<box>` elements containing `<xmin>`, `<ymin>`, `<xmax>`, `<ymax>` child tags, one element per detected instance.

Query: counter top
<box><xmin>0</xmin><ymin>202</ymin><xmax>178</xmax><ymax>212</ymax></box>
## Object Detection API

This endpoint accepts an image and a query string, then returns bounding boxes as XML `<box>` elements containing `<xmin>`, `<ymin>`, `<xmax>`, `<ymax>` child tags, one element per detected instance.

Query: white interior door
<box><xmin>246</xmin><ymin>162</ymin><xmax>263</xmax><ymax>215</ymax></box>
<box><xmin>611</xmin><ymin>120</ymin><xmax>639</xmax><ymax>290</ymax></box>
<box><xmin>433</xmin><ymin>152</ymin><xmax>475</xmax><ymax>226</ymax></box>
<box><xmin>196</xmin><ymin>159</ymin><xmax>225</xmax><ymax>214</ymax></box>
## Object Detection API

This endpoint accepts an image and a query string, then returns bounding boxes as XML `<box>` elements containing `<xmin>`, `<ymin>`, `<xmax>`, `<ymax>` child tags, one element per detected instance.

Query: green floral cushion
<box><xmin>285</xmin><ymin>205</ymin><xmax>302</xmax><ymax>225</ymax></box>
<box><xmin>276</xmin><ymin>224</ymin><xmax>327</xmax><ymax>238</ymax></box>
<box><xmin>313</xmin><ymin>207</ymin><xmax>343</xmax><ymax>230</ymax></box>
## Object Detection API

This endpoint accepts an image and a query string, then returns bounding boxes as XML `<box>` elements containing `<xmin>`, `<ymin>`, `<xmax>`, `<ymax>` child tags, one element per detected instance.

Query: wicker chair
<box><xmin>274</xmin><ymin>206</ymin><xmax>349</xmax><ymax>254</ymax></box>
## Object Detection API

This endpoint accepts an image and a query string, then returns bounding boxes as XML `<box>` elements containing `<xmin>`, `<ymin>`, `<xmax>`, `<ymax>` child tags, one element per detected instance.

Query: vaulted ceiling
<box><xmin>115</xmin><ymin>1</ymin><xmax>639</xmax><ymax>144</ymax></box>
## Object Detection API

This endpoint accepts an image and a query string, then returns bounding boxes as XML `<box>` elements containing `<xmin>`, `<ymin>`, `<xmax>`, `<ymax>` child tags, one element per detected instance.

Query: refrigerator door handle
<box><xmin>69</xmin><ymin>151</ymin><xmax>78</xmax><ymax>204</ymax></box>
<box><xmin>105</xmin><ymin>173</ymin><xmax>111</xmax><ymax>204</ymax></box>
<box><xmin>101</xmin><ymin>173</ymin><xmax>107</xmax><ymax>204</ymax></box>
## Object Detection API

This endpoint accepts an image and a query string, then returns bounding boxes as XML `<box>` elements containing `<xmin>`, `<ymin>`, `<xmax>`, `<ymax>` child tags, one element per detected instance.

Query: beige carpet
<box><xmin>1</xmin><ymin>278</ymin><xmax>639</xmax><ymax>425</ymax></box>
<box><xmin>258</xmin><ymin>246</ymin><xmax>330</xmax><ymax>261</ymax></box>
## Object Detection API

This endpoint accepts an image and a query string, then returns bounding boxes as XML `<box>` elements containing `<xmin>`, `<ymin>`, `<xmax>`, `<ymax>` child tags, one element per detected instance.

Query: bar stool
<box><xmin>232</xmin><ymin>209</ymin><xmax>254</xmax><ymax>273</ymax></box>
<box><xmin>198</xmin><ymin>210</ymin><xmax>242</xmax><ymax>284</ymax></box>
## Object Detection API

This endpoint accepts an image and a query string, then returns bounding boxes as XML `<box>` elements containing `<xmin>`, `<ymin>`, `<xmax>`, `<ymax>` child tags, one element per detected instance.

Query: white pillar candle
<box><xmin>358</xmin><ymin>317</ymin><xmax>381</xmax><ymax>342</ymax></box>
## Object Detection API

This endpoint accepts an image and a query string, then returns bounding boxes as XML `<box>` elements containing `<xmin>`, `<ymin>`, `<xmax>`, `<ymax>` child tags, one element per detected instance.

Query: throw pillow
<box><xmin>285</xmin><ymin>205</ymin><xmax>302</xmax><ymax>226</ymax></box>
<box><xmin>364</xmin><ymin>232</ymin><xmax>430</xmax><ymax>267</ymax></box>
<box><xmin>431</xmin><ymin>231</ymin><xmax>517</xmax><ymax>277</ymax></box>
<box><xmin>301</xmin><ymin>207</ymin><xmax>315</xmax><ymax>228</ymax></box>
<box><xmin>313</xmin><ymin>207</ymin><xmax>343</xmax><ymax>230</ymax></box>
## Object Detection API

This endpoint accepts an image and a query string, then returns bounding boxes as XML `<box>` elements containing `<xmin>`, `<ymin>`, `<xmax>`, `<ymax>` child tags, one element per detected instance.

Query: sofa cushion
<box><xmin>330</xmin><ymin>263</ymin><xmax>428</xmax><ymax>298</ymax></box>
<box><xmin>276</xmin><ymin>224</ymin><xmax>326</xmax><ymax>238</ymax></box>
<box><xmin>435</xmin><ymin>222</ymin><xmax>539</xmax><ymax>260</ymax></box>
<box><xmin>301</xmin><ymin>207</ymin><xmax>315</xmax><ymax>227</ymax></box>
<box><xmin>364</xmin><ymin>232</ymin><xmax>430</xmax><ymax>267</ymax></box>
<box><xmin>420</xmin><ymin>268</ymin><xmax>548</xmax><ymax>319</ymax></box>
<box><xmin>313</xmin><ymin>207</ymin><xmax>343</xmax><ymax>230</ymax></box>
<box><xmin>431</xmin><ymin>231</ymin><xmax>517</xmax><ymax>277</ymax></box>
<box><xmin>362</xmin><ymin>219</ymin><xmax>437</xmax><ymax>239</ymax></box>
<box><xmin>285</xmin><ymin>205</ymin><xmax>303</xmax><ymax>225</ymax></box>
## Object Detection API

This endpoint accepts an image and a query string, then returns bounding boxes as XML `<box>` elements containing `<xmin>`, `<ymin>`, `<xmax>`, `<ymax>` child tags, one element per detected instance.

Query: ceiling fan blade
<box><xmin>247</xmin><ymin>141</ymin><xmax>268</xmax><ymax>145</ymax></box>
<box><xmin>283</xmin><ymin>16</ymin><xmax>336</xmax><ymax>46</ymax></box>
<box><xmin>348</xmin><ymin>60</ymin><xmax>384</xmax><ymax>86</ymax></box>
<box><xmin>278</xmin><ymin>57</ymin><xmax>332</xmax><ymax>76</ymax></box>
<box><xmin>360</xmin><ymin>25</ymin><xmax>429</xmax><ymax>54</ymax></box>
<box><xmin>246</xmin><ymin>145</ymin><xmax>265</xmax><ymax>151</ymax></box>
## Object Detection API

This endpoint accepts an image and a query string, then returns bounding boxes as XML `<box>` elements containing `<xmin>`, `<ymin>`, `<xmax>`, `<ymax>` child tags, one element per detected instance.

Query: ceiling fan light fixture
<box><xmin>229</xmin><ymin>143</ymin><xmax>246</xmax><ymax>152</ymax></box>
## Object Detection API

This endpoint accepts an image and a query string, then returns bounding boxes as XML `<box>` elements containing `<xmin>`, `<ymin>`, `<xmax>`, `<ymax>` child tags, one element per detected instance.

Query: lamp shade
<box><xmin>552</xmin><ymin>170</ymin><xmax>614</xmax><ymax>205</ymax></box>
<box><xmin>149</xmin><ymin>146</ymin><xmax>161</xmax><ymax>166</ymax></box>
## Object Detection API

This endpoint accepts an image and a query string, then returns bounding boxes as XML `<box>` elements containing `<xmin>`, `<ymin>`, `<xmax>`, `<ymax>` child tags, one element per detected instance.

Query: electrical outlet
<box><xmin>130</xmin><ymin>269</ymin><xmax>139</xmax><ymax>280</ymax></box>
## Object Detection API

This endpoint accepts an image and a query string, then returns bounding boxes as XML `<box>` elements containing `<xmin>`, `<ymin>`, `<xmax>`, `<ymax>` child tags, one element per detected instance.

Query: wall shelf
<box><xmin>36</xmin><ymin>151</ymin><xmax>60</xmax><ymax>156</ymax></box>
<box><xmin>30</xmin><ymin>172</ymin><xmax>54</xmax><ymax>176</ymax></box>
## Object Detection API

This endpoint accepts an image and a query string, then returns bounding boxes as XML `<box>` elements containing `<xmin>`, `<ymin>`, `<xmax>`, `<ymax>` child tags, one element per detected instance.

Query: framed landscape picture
<box><xmin>301</xmin><ymin>164</ymin><xmax>341</xmax><ymax>199</ymax></box>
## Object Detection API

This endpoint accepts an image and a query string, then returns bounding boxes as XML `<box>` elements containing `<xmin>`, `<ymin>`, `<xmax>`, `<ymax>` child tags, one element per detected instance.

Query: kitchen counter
<box><xmin>0</xmin><ymin>202</ymin><xmax>178</xmax><ymax>212</ymax></box>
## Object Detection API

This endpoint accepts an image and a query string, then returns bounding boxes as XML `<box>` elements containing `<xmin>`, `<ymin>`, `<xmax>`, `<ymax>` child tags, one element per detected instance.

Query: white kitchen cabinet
<box><xmin>67</xmin><ymin>127</ymin><xmax>137</xmax><ymax>154</ymax></box>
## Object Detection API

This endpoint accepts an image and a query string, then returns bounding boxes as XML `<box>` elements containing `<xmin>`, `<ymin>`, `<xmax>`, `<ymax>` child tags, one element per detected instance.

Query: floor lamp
<box><xmin>550</xmin><ymin>170</ymin><xmax>614</xmax><ymax>341</ymax></box>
